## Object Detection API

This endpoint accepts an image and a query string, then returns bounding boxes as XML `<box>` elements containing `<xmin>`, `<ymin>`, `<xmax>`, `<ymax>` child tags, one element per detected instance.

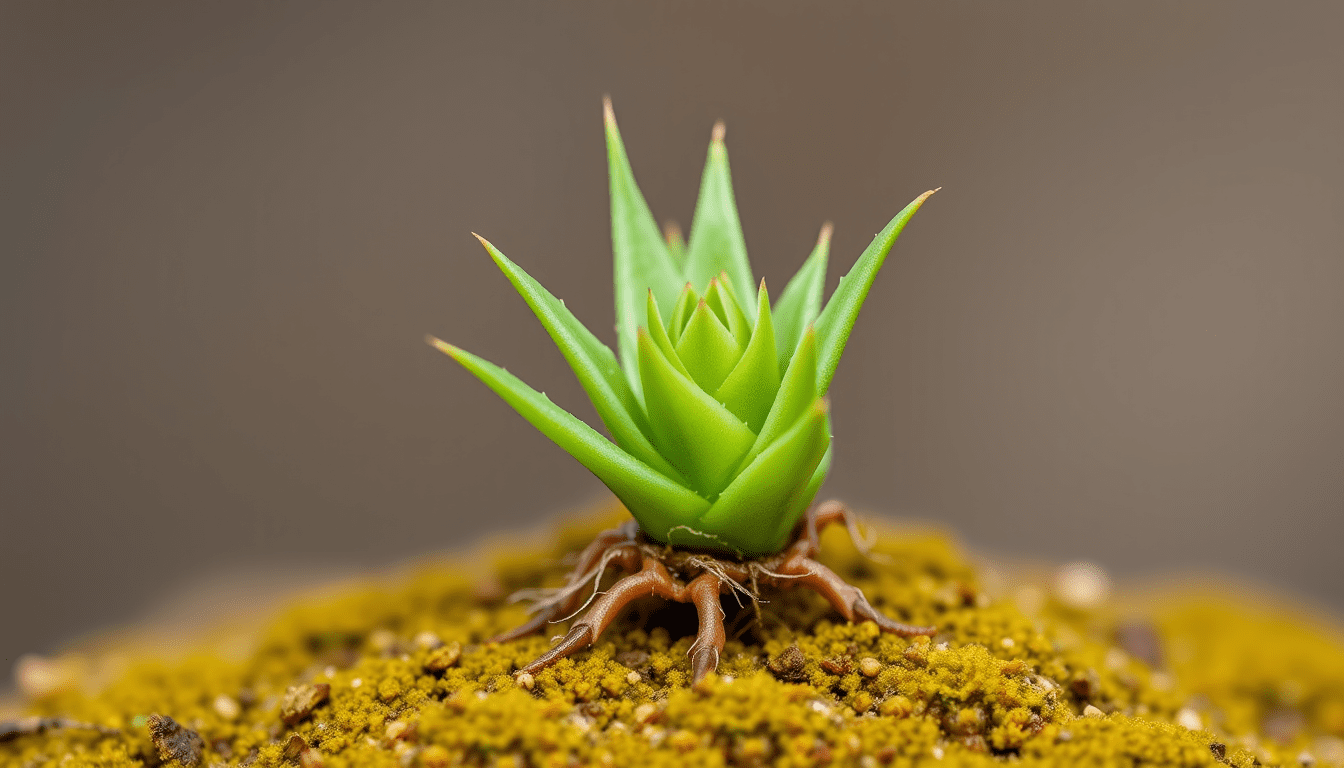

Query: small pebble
<box><xmin>283</xmin><ymin>734</ymin><xmax>308</xmax><ymax>760</ymax></box>
<box><xmin>367</xmin><ymin>628</ymin><xmax>398</xmax><ymax>655</ymax></box>
<box><xmin>280</xmin><ymin>683</ymin><xmax>331</xmax><ymax>725</ymax></box>
<box><xmin>424</xmin><ymin>642</ymin><xmax>462</xmax><ymax>672</ymax></box>
<box><xmin>413</xmin><ymin>631</ymin><xmax>443</xmax><ymax>651</ymax></box>
<box><xmin>1082</xmin><ymin>705</ymin><xmax>1105</xmax><ymax>719</ymax></box>
<box><xmin>1176</xmin><ymin>707</ymin><xmax>1203</xmax><ymax>731</ymax></box>
<box><xmin>385</xmin><ymin>720</ymin><xmax>414</xmax><ymax>742</ymax></box>
<box><xmin>1054</xmin><ymin>562</ymin><xmax>1111</xmax><ymax>609</ymax></box>
<box><xmin>212</xmin><ymin>694</ymin><xmax>241</xmax><ymax>721</ymax></box>
<box><xmin>859</xmin><ymin>657</ymin><xmax>882</xmax><ymax>678</ymax></box>
<box><xmin>879</xmin><ymin>695</ymin><xmax>914</xmax><ymax>718</ymax></box>
<box><xmin>300</xmin><ymin>748</ymin><xmax>324</xmax><ymax>768</ymax></box>
<box><xmin>633</xmin><ymin>703</ymin><xmax>659</xmax><ymax>725</ymax></box>
<box><xmin>146</xmin><ymin>714</ymin><xmax>205</xmax><ymax>767</ymax></box>
<box><xmin>515</xmin><ymin>672</ymin><xmax>535</xmax><ymax>691</ymax></box>
<box><xmin>14</xmin><ymin>654</ymin><xmax>80</xmax><ymax>699</ymax></box>
<box><xmin>767</xmin><ymin>645</ymin><xmax>808</xmax><ymax>682</ymax></box>
<box><xmin>625</xmin><ymin>671</ymin><xmax>641</xmax><ymax>686</ymax></box>
<box><xmin>1298</xmin><ymin>750</ymin><xmax>1316</xmax><ymax>766</ymax></box>
<box><xmin>820</xmin><ymin>657</ymin><xmax>851</xmax><ymax>675</ymax></box>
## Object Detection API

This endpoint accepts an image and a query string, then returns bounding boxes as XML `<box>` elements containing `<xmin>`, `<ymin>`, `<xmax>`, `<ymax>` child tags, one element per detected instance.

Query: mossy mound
<box><xmin>6</xmin><ymin>506</ymin><xmax>1344</xmax><ymax>767</ymax></box>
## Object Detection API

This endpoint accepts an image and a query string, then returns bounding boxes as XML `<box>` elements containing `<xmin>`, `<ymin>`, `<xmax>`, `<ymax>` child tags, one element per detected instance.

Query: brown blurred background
<box><xmin>2</xmin><ymin>2</ymin><xmax>1342</xmax><ymax>676</ymax></box>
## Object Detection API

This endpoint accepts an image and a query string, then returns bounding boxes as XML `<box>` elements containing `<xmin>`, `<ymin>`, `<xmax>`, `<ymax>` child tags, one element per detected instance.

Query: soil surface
<box><xmin>4</xmin><ymin>504</ymin><xmax>1344</xmax><ymax>767</ymax></box>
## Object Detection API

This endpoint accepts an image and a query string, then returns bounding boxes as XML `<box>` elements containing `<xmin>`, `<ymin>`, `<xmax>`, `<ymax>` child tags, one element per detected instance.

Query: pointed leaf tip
<box><xmin>602</xmin><ymin>95</ymin><xmax>615</xmax><ymax>125</ymax></box>
<box><xmin>813</xmin><ymin>189</ymin><xmax>933</xmax><ymax>395</ymax></box>
<box><xmin>818</xmin><ymin>221</ymin><xmax>833</xmax><ymax>245</ymax></box>
<box><xmin>426</xmin><ymin>335</ymin><xmax>457</xmax><ymax>354</ymax></box>
<box><xmin>711</xmin><ymin>120</ymin><xmax>726</xmax><ymax>143</ymax></box>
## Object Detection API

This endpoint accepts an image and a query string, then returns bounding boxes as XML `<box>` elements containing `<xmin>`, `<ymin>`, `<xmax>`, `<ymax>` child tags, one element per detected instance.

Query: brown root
<box><xmin>497</xmin><ymin>501</ymin><xmax>936</xmax><ymax>683</ymax></box>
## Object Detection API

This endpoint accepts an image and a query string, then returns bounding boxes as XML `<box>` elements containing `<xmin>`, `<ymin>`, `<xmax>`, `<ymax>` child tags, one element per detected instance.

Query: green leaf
<box><xmin>605</xmin><ymin>98</ymin><xmax>683</xmax><ymax>397</ymax></box>
<box><xmin>715</xmin><ymin>280</ymin><xmax>781</xmax><ymax>432</ymax></box>
<box><xmin>674</xmin><ymin>299</ymin><xmax>743</xmax><ymax>394</ymax></box>
<box><xmin>814</xmin><ymin>189</ymin><xmax>935</xmax><ymax>395</ymax></box>
<box><xmin>637</xmin><ymin>328</ymin><xmax>757</xmax><ymax>497</ymax></box>
<box><xmin>430</xmin><ymin>338</ymin><xmax>708</xmax><ymax>533</ymax></box>
<box><xmin>684</xmin><ymin>122</ymin><xmax>755</xmax><ymax>313</ymax></box>
<box><xmin>472</xmin><ymin>235</ymin><xmax>683</xmax><ymax>481</ymax></box>
<box><xmin>667</xmin><ymin>282</ymin><xmax>698</xmax><ymax>345</ymax></box>
<box><xmin>664</xmin><ymin>222</ymin><xmax>686</xmax><ymax>266</ymax></box>
<box><xmin>645</xmin><ymin>289</ymin><xmax>690</xmax><ymax>379</ymax></box>
<box><xmin>769</xmin><ymin>440</ymin><xmax>831</xmax><ymax>547</ymax></box>
<box><xmin>772</xmin><ymin>222</ymin><xmax>831</xmax><ymax>372</ymax></box>
<box><xmin>735</xmin><ymin>326</ymin><xmax>818</xmax><ymax>475</ymax></box>
<box><xmin>697</xmin><ymin>398</ymin><xmax>832</xmax><ymax>556</ymax></box>
<box><xmin>702</xmin><ymin>274</ymin><xmax>751</xmax><ymax>347</ymax></box>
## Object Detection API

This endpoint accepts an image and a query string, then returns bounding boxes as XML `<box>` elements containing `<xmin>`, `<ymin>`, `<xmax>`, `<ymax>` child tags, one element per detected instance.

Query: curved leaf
<box><xmin>667</xmin><ymin>282</ymin><xmax>698</xmax><ymax>345</ymax></box>
<box><xmin>645</xmin><ymin>289</ymin><xmax>689</xmax><ymax>379</ymax></box>
<box><xmin>773</xmin><ymin>222</ymin><xmax>831</xmax><ymax>372</ymax></box>
<box><xmin>685</xmin><ymin>122</ymin><xmax>755</xmax><ymax>313</ymax></box>
<box><xmin>770</xmin><ymin>437</ymin><xmax>831</xmax><ymax>547</ymax></box>
<box><xmin>664</xmin><ymin>222</ymin><xmax>686</xmax><ymax>267</ymax></box>
<box><xmin>675</xmin><ymin>299</ymin><xmax>743</xmax><ymax>394</ymax></box>
<box><xmin>703</xmin><ymin>274</ymin><xmax>751</xmax><ymax>346</ymax></box>
<box><xmin>637</xmin><ymin>328</ymin><xmax>756</xmax><ymax>497</ymax></box>
<box><xmin>430</xmin><ymin>338</ymin><xmax>708</xmax><ymax>533</ymax></box>
<box><xmin>605</xmin><ymin>98</ymin><xmax>683</xmax><ymax>397</ymax></box>
<box><xmin>697</xmin><ymin>398</ymin><xmax>832</xmax><ymax>556</ymax></box>
<box><xmin>473</xmin><ymin>235</ymin><xmax>681</xmax><ymax>480</ymax></box>
<box><xmin>815</xmin><ymin>189</ymin><xmax>935</xmax><ymax>395</ymax></box>
<box><xmin>715</xmin><ymin>280</ymin><xmax>780</xmax><ymax>432</ymax></box>
<box><xmin>735</xmin><ymin>326</ymin><xmax>818</xmax><ymax>475</ymax></box>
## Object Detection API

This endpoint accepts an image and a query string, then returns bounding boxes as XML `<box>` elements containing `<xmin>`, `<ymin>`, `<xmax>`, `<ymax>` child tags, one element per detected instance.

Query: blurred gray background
<box><xmin>3</xmin><ymin>1</ymin><xmax>1342</xmax><ymax>673</ymax></box>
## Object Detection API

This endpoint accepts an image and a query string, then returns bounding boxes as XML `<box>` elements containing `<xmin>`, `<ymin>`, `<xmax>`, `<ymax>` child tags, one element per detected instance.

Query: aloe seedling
<box><xmin>431</xmin><ymin>100</ymin><xmax>936</xmax><ymax>681</ymax></box>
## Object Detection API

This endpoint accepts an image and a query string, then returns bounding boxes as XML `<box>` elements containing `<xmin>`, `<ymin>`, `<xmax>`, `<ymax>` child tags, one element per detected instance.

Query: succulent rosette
<box><xmin>432</xmin><ymin>101</ymin><xmax>932</xmax><ymax>557</ymax></box>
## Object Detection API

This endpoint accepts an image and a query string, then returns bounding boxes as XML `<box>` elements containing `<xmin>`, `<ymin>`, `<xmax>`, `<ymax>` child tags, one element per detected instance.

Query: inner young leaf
<box><xmin>675</xmin><ymin>300</ymin><xmax>744</xmax><ymax>394</ymax></box>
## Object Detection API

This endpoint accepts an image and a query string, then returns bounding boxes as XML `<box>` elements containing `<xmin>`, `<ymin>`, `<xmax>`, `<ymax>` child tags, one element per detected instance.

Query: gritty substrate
<box><xmin>5</xmin><ymin>505</ymin><xmax>1344</xmax><ymax>767</ymax></box>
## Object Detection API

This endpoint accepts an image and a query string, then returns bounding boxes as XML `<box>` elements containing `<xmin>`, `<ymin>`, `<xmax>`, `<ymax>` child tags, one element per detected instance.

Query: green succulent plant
<box><xmin>431</xmin><ymin>101</ymin><xmax>933</xmax><ymax>557</ymax></box>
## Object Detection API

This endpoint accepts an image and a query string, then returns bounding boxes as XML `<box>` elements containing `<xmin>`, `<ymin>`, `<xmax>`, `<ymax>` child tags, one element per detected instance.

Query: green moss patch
<box><xmin>5</xmin><ymin>508</ymin><xmax>1344</xmax><ymax>767</ymax></box>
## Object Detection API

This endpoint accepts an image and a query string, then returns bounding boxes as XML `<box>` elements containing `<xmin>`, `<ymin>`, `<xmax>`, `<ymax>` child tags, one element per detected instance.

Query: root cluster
<box><xmin>493</xmin><ymin>501</ymin><xmax>937</xmax><ymax>682</ymax></box>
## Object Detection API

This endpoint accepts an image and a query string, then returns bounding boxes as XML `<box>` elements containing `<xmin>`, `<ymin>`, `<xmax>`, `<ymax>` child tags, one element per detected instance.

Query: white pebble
<box><xmin>213</xmin><ymin>694</ymin><xmax>241</xmax><ymax>721</ymax></box>
<box><xmin>1054</xmin><ymin>562</ymin><xmax>1111</xmax><ymax>609</ymax></box>
<box><xmin>1176</xmin><ymin>707</ymin><xmax>1203</xmax><ymax>731</ymax></box>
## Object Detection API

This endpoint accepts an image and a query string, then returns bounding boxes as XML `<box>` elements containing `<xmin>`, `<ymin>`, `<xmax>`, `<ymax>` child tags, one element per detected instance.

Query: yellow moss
<box><xmin>4</xmin><ymin>506</ymin><xmax>1342</xmax><ymax>767</ymax></box>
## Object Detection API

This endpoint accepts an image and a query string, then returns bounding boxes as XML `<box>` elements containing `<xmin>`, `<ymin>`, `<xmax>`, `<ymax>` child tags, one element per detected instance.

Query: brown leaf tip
<box><xmin>663</xmin><ymin>221</ymin><xmax>683</xmax><ymax>244</ymax></box>
<box><xmin>711</xmin><ymin>120</ymin><xmax>726</xmax><ymax>143</ymax></box>
<box><xmin>818</xmin><ymin>221</ymin><xmax>834</xmax><ymax>245</ymax></box>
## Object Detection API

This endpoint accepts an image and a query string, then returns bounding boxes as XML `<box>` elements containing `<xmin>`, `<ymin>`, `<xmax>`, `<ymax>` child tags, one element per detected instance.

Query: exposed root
<box><xmin>497</xmin><ymin>501</ymin><xmax>937</xmax><ymax>682</ymax></box>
